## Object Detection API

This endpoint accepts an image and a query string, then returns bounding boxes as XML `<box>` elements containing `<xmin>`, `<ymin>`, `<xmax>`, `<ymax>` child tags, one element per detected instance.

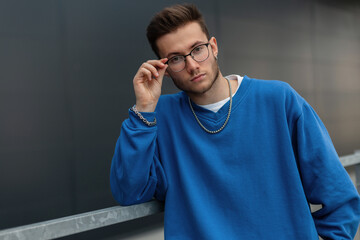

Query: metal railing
<box><xmin>0</xmin><ymin>151</ymin><xmax>359</xmax><ymax>240</ymax></box>
<box><xmin>0</xmin><ymin>201</ymin><xmax>164</xmax><ymax>240</ymax></box>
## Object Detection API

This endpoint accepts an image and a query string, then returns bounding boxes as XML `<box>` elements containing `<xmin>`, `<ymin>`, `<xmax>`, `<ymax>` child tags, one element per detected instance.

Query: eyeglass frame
<box><xmin>165</xmin><ymin>42</ymin><xmax>211</xmax><ymax>72</ymax></box>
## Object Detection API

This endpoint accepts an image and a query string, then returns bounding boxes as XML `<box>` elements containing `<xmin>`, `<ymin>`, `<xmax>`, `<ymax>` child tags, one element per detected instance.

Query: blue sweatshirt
<box><xmin>110</xmin><ymin>76</ymin><xmax>360</xmax><ymax>239</ymax></box>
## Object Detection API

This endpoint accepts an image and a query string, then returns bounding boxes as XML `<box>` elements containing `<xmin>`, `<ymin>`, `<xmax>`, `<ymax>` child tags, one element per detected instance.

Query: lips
<box><xmin>191</xmin><ymin>73</ymin><xmax>205</xmax><ymax>82</ymax></box>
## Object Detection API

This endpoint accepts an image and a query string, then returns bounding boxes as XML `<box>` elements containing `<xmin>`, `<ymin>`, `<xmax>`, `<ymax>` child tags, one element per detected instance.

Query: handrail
<box><xmin>0</xmin><ymin>151</ymin><xmax>359</xmax><ymax>240</ymax></box>
<box><xmin>0</xmin><ymin>200</ymin><xmax>164</xmax><ymax>240</ymax></box>
<box><xmin>340</xmin><ymin>151</ymin><xmax>360</xmax><ymax>168</ymax></box>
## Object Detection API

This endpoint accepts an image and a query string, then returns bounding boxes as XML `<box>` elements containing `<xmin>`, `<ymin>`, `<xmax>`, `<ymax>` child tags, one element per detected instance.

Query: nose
<box><xmin>185</xmin><ymin>55</ymin><xmax>200</xmax><ymax>73</ymax></box>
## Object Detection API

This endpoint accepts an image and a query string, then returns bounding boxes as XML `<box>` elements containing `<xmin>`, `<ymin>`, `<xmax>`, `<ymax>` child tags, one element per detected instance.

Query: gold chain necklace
<box><xmin>188</xmin><ymin>77</ymin><xmax>232</xmax><ymax>134</ymax></box>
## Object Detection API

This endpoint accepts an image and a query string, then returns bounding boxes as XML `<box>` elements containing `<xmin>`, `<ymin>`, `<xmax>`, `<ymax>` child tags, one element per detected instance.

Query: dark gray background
<box><xmin>0</xmin><ymin>0</ymin><xmax>359</xmax><ymax>238</ymax></box>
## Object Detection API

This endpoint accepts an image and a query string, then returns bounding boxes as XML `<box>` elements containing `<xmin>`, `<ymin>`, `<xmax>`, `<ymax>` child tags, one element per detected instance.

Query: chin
<box><xmin>172</xmin><ymin>61</ymin><xmax>220</xmax><ymax>94</ymax></box>
<box><xmin>185</xmin><ymin>80</ymin><xmax>216</xmax><ymax>96</ymax></box>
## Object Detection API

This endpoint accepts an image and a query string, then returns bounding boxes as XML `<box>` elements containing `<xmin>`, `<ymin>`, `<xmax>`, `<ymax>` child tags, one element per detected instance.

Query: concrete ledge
<box><xmin>0</xmin><ymin>200</ymin><xmax>164</xmax><ymax>240</ymax></box>
<box><xmin>340</xmin><ymin>152</ymin><xmax>360</xmax><ymax>168</ymax></box>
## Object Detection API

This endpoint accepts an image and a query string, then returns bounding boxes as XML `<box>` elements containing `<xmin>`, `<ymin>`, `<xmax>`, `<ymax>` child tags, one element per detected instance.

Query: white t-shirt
<box><xmin>199</xmin><ymin>75</ymin><xmax>243</xmax><ymax>113</ymax></box>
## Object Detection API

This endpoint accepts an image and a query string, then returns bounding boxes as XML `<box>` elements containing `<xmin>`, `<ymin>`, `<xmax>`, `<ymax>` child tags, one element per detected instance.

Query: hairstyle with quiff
<box><xmin>146</xmin><ymin>4</ymin><xmax>210</xmax><ymax>58</ymax></box>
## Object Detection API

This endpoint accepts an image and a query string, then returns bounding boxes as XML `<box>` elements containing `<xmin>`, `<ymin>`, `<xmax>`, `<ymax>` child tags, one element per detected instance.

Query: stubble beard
<box><xmin>170</xmin><ymin>57</ymin><xmax>220</xmax><ymax>96</ymax></box>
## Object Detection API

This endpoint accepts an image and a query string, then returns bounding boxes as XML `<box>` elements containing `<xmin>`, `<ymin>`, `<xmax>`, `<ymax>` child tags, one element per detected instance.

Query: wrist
<box><xmin>135</xmin><ymin>101</ymin><xmax>157</xmax><ymax>112</ymax></box>
<box><xmin>131</xmin><ymin>105</ymin><xmax>157</xmax><ymax>127</ymax></box>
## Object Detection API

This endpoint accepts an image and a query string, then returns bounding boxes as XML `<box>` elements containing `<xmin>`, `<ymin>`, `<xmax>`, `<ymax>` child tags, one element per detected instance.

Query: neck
<box><xmin>188</xmin><ymin>72</ymin><xmax>237</xmax><ymax>105</ymax></box>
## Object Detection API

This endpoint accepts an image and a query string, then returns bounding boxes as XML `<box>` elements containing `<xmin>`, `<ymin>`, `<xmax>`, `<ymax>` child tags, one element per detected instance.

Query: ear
<box><xmin>209</xmin><ymin>37</ymin><xmax>218</xmax><ymax>58</ymax></box>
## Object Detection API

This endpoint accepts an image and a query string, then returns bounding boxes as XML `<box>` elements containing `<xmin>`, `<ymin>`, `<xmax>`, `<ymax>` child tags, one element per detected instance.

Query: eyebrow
<box><xmin>166</xmin><ymin>40</ymin><xmax>207</xmax><ymax>58</ymax></box>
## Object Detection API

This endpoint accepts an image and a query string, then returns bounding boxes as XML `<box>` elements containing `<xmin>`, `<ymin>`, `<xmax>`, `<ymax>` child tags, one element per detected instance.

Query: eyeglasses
<box><xmin>165</xmin><ymin>43</ymin><xmax>210</xmax><ymax>72</ymax></box>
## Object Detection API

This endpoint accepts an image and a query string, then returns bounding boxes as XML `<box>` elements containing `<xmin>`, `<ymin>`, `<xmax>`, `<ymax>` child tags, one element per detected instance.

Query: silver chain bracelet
<box><xmin>130</xmin><ymin>105</ymin><xmax>157</xmax><ymax>127</ymax></box>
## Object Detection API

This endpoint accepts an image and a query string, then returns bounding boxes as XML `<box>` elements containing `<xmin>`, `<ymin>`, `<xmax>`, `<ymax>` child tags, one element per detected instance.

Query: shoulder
<box><xmin>245</xmin><ymin>76</ymin><xmax>306</xmax><ymax>119</ymax></box>
<box><xmin>246</xmin><ymin>77</ymin><xmax>303</xmax><ymax>103</ymax></box>
<box><xmin>247</xmin><ymin>77</ymin><xmax>295</xmax><ymax>96</ymax></box>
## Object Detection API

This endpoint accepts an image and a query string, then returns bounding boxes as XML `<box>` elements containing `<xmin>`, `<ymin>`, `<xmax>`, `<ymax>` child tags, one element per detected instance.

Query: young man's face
<box><xmin>156</xmin><ymin>22</ymin><xmax>219</xmax><ymax>96</ymax></box>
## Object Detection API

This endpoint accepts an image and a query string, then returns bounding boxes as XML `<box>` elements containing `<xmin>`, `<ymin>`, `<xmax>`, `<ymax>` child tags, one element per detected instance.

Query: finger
<box><xmin>142</xmin><ymin>62</ymin><xmax>160</xmax><ymax>78</ymax></box>
<box><xmin>160</xmin><ymin>58</ymin><xmax>168</xmax><ymax>64</ymax></box>
<box><xmin>158</xmin><ymin>63</ymin><xmax>168</xmax><ymax>78</ymax></box>
<box><xmin>139</xmin><ymin>68</ymin><xmax>152</xmax><ymax>82</ymax></box>
<box><xmin>143</xmin><ymin>58</ymin><xmax>168</xmax><ymax>79</ymax></box>
<box><xmin>146</xmin><ymin>58</ymin><xmax>168</xmax><ymax>69</ymax></box>
<box><xmin>154</xmin><ymin>64</ymin><xmax>168</xmax><ymax>86</ymax></box>
<box><xmin>154</xmin><ymin>58</ymin><xmax>168</xmax><ymax>78</ymax></box>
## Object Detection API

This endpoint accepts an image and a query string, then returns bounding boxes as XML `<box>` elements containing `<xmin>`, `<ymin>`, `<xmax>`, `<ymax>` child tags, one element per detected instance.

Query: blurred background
<box><xmin>0</xmin><ymin>0</ymin><xmax>359</xmax><ymax>239</ymax></box>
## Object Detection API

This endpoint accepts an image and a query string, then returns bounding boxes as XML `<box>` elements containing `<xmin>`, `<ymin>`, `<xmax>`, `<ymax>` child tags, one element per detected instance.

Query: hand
<box><xmin>133</xmin><ymin>58</ymin><xmax>168</xmax><ymax>112</ymax></box>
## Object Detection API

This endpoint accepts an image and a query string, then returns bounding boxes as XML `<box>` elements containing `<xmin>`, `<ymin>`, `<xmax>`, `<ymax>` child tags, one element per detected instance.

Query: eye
<box><xmin>192</xmin><ymin>45</ymin><xmax>205</xmax><ymax>54</ymax></box>
<box><xmin>169</xmin><ymin>56</ymin><xmax>184</xmax><ymax>65</ymax></box>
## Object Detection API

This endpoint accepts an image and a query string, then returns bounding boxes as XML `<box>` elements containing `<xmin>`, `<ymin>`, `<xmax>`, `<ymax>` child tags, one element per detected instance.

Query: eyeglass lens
<box><xmin>168</xmin><ymin>44</ymin><xmax>209</xmax><ymax>72</ymax></box>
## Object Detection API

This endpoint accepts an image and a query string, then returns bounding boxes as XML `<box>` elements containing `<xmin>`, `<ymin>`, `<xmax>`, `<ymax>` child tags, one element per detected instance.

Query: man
<box><xmin>110</xmin><ymin>4</ymin><xmax>360</xmax><ymax>239</ymax></box>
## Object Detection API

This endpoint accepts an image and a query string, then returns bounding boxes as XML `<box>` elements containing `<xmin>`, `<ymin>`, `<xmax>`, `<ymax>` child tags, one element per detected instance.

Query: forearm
<box><xmin>295</xmin><ymin>103</ymin><xmax>360</xmax><ymax>239</ymax></box>
<box><xmin>308</xmin><ymin>155</ymin><xmax>360</xmax><ymax>239</ymax></box>
<box><xmin>110</xmin><ymin>110</ymin><xmax>159</xmax><ymax>205</ymax></box>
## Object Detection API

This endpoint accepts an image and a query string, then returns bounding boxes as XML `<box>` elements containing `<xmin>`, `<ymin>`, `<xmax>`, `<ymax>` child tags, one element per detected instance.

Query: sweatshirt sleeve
<box><xmin>294</xmin><ymin>102</ymin><xmax>360</xmax><ymax>239</ymax></box>
<box><xmin>110</xmin><ymin>109</ymin><xmax>168</xmax><ymax>206</ymax></box>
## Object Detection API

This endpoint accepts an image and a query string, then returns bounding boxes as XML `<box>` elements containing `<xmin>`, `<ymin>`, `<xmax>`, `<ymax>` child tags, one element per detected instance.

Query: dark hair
<box><xmin>146</xmin><ymin>4</ymin><xmax>210</xmax><ymax>58</ymax></box>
